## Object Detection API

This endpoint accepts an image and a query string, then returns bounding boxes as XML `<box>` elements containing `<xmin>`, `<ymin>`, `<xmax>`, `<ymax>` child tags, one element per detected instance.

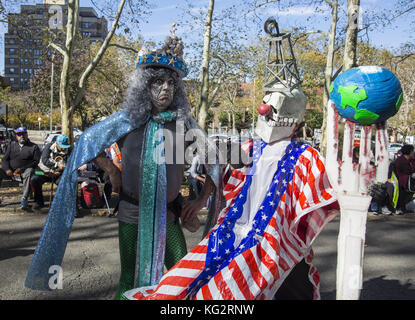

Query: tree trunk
<box><xmin>213</xmin><ymin>109</ymin><xmax>220</xmax><ymax>130</ymax></box>
<box><xmin>232</xmin><ymin>111</ymin><xmax>236</xmax><ymax>134</ymax></box>
<box><xmin>58</xmin><ymin>0</ymin><xmax>126</xmax><ymax>144</ymax></box>
<box><xmin>60</xmin><ymin>0</ymin><xmax>78</xmax><ymax>142</ymax></box>
<box><xmin>320</xmin><ymin>0</ymin><xmax>338</xmax><ymax>157</ymax></box>
<box><xmin>343</xmin><ymin>0</ymin><xmax>360</xmax><ymax>70</ymax></box>
<box><xmin>197</xmin><ymin>0</ymin><xmax>215</xmax><ymax>130</ymax></box>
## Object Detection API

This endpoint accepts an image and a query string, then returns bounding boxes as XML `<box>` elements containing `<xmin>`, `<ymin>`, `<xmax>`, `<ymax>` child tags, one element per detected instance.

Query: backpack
<box><xmin>80</xmin><ymin>180</ymin><xmax>101</xmax><ymax>209</ymax></box>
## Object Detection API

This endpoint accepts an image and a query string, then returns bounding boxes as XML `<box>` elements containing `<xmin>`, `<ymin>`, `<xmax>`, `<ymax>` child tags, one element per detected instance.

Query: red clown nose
<box><xmin>258</xmin><ymin>104</ymin><xmax>272</xmax><ymax>116</ymax></box>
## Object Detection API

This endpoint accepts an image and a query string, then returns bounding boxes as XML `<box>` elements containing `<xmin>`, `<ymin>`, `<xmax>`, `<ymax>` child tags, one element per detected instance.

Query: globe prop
<box><xmin>329</xmin><ymin>66</ymin><xmax>403</xmax><ymax>126</ymax></box>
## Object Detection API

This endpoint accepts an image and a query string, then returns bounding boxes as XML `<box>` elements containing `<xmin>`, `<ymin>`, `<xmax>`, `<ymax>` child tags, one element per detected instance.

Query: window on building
<box><xmin>9</xmin><ymin>58</ymin><xmax>15</xmax><ymax>64</ymax></box>
<box><xmin>10</xmin><ymin>68</ymin><xmax>15</xmax><ymax>74</ymax></box>
<box><xmin>10</xmin><ymin>78</ymin><xmax>15</xmax><ymax>83</ymax></box>
<box><xmin>9</xmin><ymin>48</ymin><xmax>15</xmax><ymax>54</ymax></box>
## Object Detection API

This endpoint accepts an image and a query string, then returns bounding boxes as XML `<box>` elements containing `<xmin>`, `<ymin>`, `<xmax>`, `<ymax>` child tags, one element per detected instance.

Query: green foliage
<box><xmin>304</xmin><ymin>110</ymin><xmax>323</xmax><ymax>129</ymax></box>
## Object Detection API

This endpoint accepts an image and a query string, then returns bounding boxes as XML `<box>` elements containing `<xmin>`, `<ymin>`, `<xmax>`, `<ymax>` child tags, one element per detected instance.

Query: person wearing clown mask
<box><xmin>123</xmin><ymin>83</ymin><xmax>339</xmax><ymax>301</ymax></box>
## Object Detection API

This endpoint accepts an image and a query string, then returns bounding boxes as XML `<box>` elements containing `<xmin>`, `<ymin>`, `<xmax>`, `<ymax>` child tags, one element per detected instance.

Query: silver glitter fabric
<box><xmin>25</xmin><ymin>110</ymin><xmax>143</xmax><ymax>290</ymax></box>
<box><xmin>25</xmin><ymin>109</ymin><xmax>224</xmax><ymax>291</ymax></box>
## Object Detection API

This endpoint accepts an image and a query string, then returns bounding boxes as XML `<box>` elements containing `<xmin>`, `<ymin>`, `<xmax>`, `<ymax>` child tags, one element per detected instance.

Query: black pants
<box><xmin>31</xmin><ymin>174</ymin><xmax>61</xmax><ymax>205</ymax></box>
<box><xmin>273</xmin><ymin>259</ymin><xmax>314</xmax><ymax>300</ymax></box>
<box><xmin>397</xmin><ymin>187</ymin><xmax>413</xmax><ymax>211</ymax></box>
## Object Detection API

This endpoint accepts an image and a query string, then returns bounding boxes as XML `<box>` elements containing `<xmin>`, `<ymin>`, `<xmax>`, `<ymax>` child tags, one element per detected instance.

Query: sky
<box><xmin>1</xmin><ymin>0</ymin><xmax>414</xmax><ymax>75</ymax></box>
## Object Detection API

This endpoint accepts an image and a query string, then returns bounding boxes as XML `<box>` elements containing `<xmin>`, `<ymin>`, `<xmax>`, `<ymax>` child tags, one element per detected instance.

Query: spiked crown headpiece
<box><xmin>136</xmin><ymin>24</ymin><xmax>189</xmax><ymax>78</ymax></box>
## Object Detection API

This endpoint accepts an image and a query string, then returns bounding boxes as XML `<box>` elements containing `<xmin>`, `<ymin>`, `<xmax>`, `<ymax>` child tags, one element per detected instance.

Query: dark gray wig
<box><xmin>123</xmin><ymin>66</ymin><xmax>190</xmax><ymax>126</ymax></box>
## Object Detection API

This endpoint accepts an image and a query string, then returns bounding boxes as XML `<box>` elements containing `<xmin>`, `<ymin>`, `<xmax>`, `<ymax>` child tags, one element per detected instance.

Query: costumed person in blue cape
<box><xmin>24</xmin><ymin>27</ymin><xmax>224</xmax><ymax>300</ymax></box>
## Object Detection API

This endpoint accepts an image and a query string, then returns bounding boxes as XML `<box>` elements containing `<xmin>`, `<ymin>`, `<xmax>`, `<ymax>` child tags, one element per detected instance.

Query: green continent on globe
<box><xmin>329</xmin><ymin>83</ymin><xmax>334</xmax><ymax>94</ymax></box>
<box><xmin>354</xmin><ymin>109</ymin><xmax>379</xmax><ymax>125</ymax></box>
<box><xmin>396</xmin><ymin>92</ymin><xmax>403</xmax><ymax>111</ymax></box>
<box><xmin>338</xmin><ymin>85</ymin><xmax>368</xmax><ymax>111</ymax></box>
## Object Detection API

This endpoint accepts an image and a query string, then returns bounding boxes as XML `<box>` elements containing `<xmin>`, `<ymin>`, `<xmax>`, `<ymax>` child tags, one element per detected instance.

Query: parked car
<box><xmin>0</xmin><ymin>126</ymin><xmax>17</xmax><ymax>154</ymax></box>
<box><xmin>389</xmin><ymin>143</ymin><xmax>403</xmax><ymax>160</ymax></box>
<box><xmin>44</xmin><ymin>129</ymin><xmax>83</xmax><ymax>146</ymax></box>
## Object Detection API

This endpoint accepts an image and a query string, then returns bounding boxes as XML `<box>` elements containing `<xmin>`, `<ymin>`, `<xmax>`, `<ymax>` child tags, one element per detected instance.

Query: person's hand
<box><xmin>14</xmin><ymin>168</ymin><xmax>22</xmax><ymax>175</ymax></box>
<box><xmin>57</xmin><ymin>163</ymin><xmax>66</xmax><ymax>170</ymax></box>
<box><xmin>108</xmin><ymin>168</ymin><xmax>122</xmax><ymax>194</ymax></box>
<box><xmin>411</xmin><ymin>173</ymin><xmax>415</xmax><ymax>179</ymax></box>
<box><xmin>5</xmin><ymin>169</ymin><xmax>13</xmax><ymax>177</ymax></box>
<box><xmin>78</xmin><ymin>164</ymin><xmax>87</xmax><ymax>171</ymax></box>
<box><xmin>52</xmin><ymin>171</ymin><xmax>61</xmax><ymax>177</ymax></box>
<box><xmin>196</xmin><ymin>175</ymin><xmax>206</xmax><ymax>184</ymax></box>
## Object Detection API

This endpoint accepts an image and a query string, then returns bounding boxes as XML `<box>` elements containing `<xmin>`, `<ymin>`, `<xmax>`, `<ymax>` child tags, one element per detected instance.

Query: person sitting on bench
<box><xmin>31</xmin><ymin>134</ymin><xmax>71</xmax><ymax>210</ymax></box>
<box><xmin>0</xmin><ymin>126</ymin><xmax>41</xmax><ymax>210</ymax></box>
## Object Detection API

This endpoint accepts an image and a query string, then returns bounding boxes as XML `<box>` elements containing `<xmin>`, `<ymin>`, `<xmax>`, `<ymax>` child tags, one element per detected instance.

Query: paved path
<box><xmin>1</xmin><ymin>210</ymin><xmax>415</xmax><ymax>300</ymax></box>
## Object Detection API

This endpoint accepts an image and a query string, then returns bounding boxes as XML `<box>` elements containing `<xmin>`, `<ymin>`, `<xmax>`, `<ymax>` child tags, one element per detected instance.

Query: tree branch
<box><xmin>49</xmin><ymin>42</ymin><xmax>67</xmax><ymax>56</ymax></box>
<box><xmin>73</xmin><ymin>0</ymin><xmax>126</xmax><ymax>107</ymax></box>
<box><xmin>108</xmin><ymin>43</ymin><xmax>138</xmax><ymax>53</ymax></box>
<box><xmin>94</xmin><ymin>67</ymin><xmax>123</xmax><ymax>91</ymax></box>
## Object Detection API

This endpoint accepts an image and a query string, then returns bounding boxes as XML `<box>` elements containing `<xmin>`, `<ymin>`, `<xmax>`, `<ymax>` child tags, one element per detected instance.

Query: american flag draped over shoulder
<box><xmin>124</xmin><ymin>139</ymin><xmax>338</xmax><ymax>300</ymax></box>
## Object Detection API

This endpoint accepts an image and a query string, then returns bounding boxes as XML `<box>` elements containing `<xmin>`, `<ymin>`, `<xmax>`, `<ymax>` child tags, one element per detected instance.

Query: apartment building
<box><xmin>4</xmin><ymin>0</ymin><xmax>108</xmax><ymax>90</ymax></box>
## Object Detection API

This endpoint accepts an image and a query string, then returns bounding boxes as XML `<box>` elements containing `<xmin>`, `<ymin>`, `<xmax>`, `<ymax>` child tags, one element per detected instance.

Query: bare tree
<box><xmin>320</xmin><ymin>0</ymin><xmax>339</xmax><ymax>157</ymax></box>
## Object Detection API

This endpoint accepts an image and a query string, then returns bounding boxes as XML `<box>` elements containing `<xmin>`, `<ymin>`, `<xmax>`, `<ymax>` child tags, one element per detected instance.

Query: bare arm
<box><xmin>93</xmin><ymin>153</ymin><xmax>122</xmax><ymax>193</ymax></box>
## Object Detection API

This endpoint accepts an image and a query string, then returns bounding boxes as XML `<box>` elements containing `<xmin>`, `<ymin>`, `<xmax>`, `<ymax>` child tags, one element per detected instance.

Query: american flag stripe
<box><xmin>229</xmin><ymin>255</ymin><xmax>256</xmax><ymax>299</ymax></box>
<box><xmin>220</xmin><ymin>264</ymin><xmax>247</xmax><ymax>299</ymax></box>
<box><xmin>125</xmin><ymin>143</ymin><xmax>337</xmax><ymax>300</ymax></box>
<box><xmin>214</xmin><ymin>271</ymin><xmax>235</xmax><ymax>300</ymax></box>
<box><xmin>200</xmin><ymin>282</ymin><xmax>213</xmax><ymax>299</ymax></box>
<box><xmin>242</xmin><ymin>248</ymin><xmax>269</xmax><ymax>292</ymax></box>
<box><xmin>235</xmin><ymin>252</ymin><xmax>262</xmax><ymax>297</ymax></box>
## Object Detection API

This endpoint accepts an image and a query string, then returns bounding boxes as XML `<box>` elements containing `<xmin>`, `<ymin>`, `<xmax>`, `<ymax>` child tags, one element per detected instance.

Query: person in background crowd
<box><xmin>30</xmin><ymin>134</ymin><xmax>71</xmax><ymax>210</ymax></box>
<box><xmin>186</xmin><ymin>149</ymin><xmax>205</xmax><ymax>200</ymax></box>
<box><xmin>394</xmin><ymin>144</ymin><xmax>415</xmax><ymax>214</ymax></box>
<box><xmin>0</xmin><ymin>126</ymin><xmax>41</xmax><ymax>210</ymax></box>
<box><xmin>108</xmin><ymin>142</ymin><xmax>122</xmax><ymax>172</ymax></box>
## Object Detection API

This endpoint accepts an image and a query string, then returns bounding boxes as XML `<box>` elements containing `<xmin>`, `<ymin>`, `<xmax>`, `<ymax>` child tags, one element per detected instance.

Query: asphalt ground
<box><xmin>1</xmin><ymin>202</ymin><xmax>415</xmax><ymax>300</ymax></box>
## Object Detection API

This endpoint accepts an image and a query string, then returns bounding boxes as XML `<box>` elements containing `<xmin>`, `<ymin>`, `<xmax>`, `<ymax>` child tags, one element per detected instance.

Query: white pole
<box><xmin>336</xmin><ymin>193</ymin><xmax>371</xmax><ymax>300</ymax></box>
<box><xmin>375</xmin><ymin>122</ymin><xmax>389</xmax><ymax>184</ymax></box>
<box><xmin>325</xmin><ymin>101</ymin><xmax>339</xmax><ymax>190</ymax></box>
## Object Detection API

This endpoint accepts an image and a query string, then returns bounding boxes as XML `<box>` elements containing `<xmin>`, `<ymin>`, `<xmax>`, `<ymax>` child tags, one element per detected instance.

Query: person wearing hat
<box><xmin>25</xmin><ymin>28</ymin><xmax>224</xmax><ymax>298</ymax></box>
<box><xmin>30</xmin><ymin>134</ymin><xmax>71</xmax><ymax>210</ymax></box>
<box><xmin>0</xmin><ymin>126</ymin><xmax>41</xmax><ymax>210</ymax></box>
